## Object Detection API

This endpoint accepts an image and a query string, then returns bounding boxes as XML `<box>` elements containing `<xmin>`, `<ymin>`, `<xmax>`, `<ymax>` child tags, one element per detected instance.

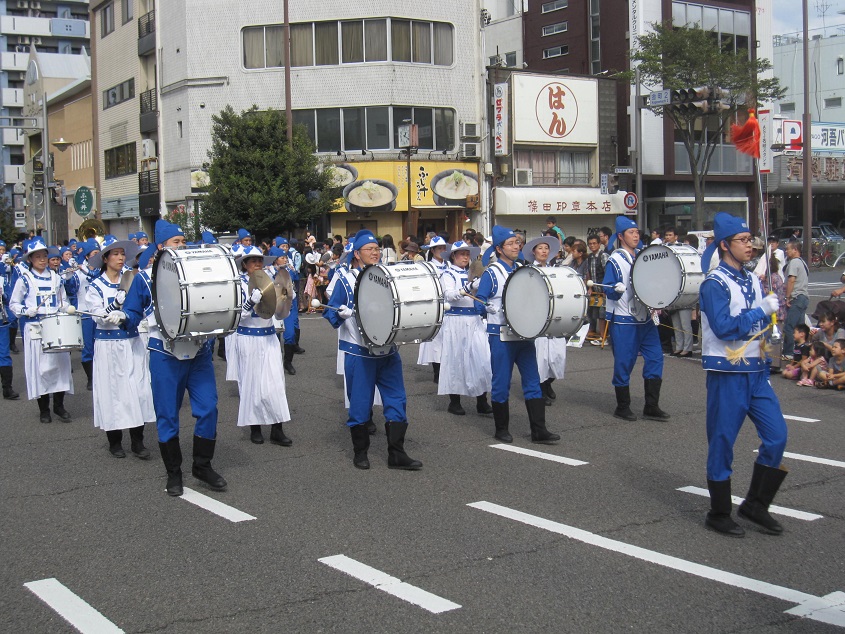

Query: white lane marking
<box><xmin>784</xmin><ymin>415</ymin><xmax>820</xmax><ymax>423</ymax></box>
<box><xmin>468</xmin><ymin>501</ymin><xmax>845</xmax><ymax>628</ymax></box>
<box><xmin>755</xmin><ymin>450</ymin><xmax>845</xmax><ymax>469</ymax></box>
<box><xmin>180</xmin><ymin>488</ymin><xmax>256</xmax><ymax>522</ymax></box>
<box><xmin>489</xmin><ymin>444</ymin><xmax>589</xmax><ymax>466</ymax></box>
<box><xmin>24</xmin><ymin>578</ymin><xmax>124</xmax><ymax>633</ymax></box>
<box><xmin>318</xmin><ymin>554</ymin><xmax>461</xmax><ymax>614</ymax></box>
<box><xmin>676</xmin><ymin>486</ymin><xmax>823</xmax><ymax>521</ymax></box>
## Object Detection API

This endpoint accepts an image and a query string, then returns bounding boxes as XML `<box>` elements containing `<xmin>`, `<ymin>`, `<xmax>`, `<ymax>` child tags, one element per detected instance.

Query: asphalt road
<box><xmin>1</xmin><ymin>274</ymin><xmax>844</xmax><ymax>633</ymax></box>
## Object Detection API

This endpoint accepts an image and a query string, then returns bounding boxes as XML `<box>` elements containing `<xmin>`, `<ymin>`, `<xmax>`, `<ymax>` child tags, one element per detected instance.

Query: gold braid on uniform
<box><xmin>725</xmin><ymin>324</ymin><xmax>773</xmax><ymax>366</ymax></box>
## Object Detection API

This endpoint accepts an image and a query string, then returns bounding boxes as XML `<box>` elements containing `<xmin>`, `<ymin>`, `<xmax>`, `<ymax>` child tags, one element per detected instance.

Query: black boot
<box><xmin>492</xmin><ymin>400</ymin><xmax>512</xmax><ymax>443</ymax></box>
<box><xmin>81</xmin><ymin>360</ymin><xmax>93</xmax><ymax>391</ymax></box>
<box><xmin>432</xmin><ymin>362</ymin><xmax>440</xmax><ymax>384</ymax></box>
<box><xmin>283</xmin><ymin>344</ymin><xmax>296</xmax><ymax>375</ymax></box>
<box><xmin>1</xmin><ymin>366</ymin><xmax>19</xmax><ymax>400</ymax></box>
<box><xmin>192</xmin><ymin>436</ymin><xmax>227</xmax><ymax>491</ymax></box>
<box><xmin>541</xmin><ymin>381</ymin><xmax>553</xmax><ymax>407</ymax></box>
<box><xmin>613</xmin><ymin>386</ymin><xmax>637</xmax><ymax>421</ymax></box>
<box><xmin>643</xmin><ymin>378</ymin><xmax>670</xmax><ymax>421</ymax></box>
<box><xmin>270</xmin><ymin>422</ymin><xmax>292</xmax><ymax>446</ymax></box>
<box><xmin>250</xmin><ymin>425</ymin><xmax>264</xmax><ymax>444</ymax></box>
<box><xmin>738</xmin><ymin>463</ymin><xmax>788</xmax><ymax>535</ymax></box>
<box><xmin>526</xmin><ymin>398</ymin><xmax>560</xmax><ymax>444</ymax></box>
<box><xmin>129</xmin><ymin>425</ymin><xmax>151</xmax><ymax>459</ymax></box>
<box><xmin>385</xmin><ymin>421</ymin><xmax>422</xmax><ymax>470</ymax></box>
<box><xmin>293</xmin><ymin>328</ymin><xmax>305</xmax><ymax>354</ymax></box>
<box><xmin>53</xmin><ymin>392</ymin><xmax>71</xmax><ymax>422</ymax></box>
<box><xmin>476</xmin><ymin>393</ymin><xmax>493</xmax><ymax>415</ymax></box>
<box><xmin>9</xmin><ymin>327</ymin><xmax>18</xmax><ymax>353</ymax></box>
<box><xmin>106</xmin><ymin>429</ymin><xmax>126</xmax><ymax>458</ymax></box>
<box><xmin>37</xmin><ymin>395</ymin><xmax>51</xmax><ymax>423</ymax></box>
<box><xmin>544</xmin><ymin>379</ymin><xmax>556</xmax><ymax>400</ymax></box>
<box><xmin>447</xmin><ymin>394</ymin><xmax>465</xmax><ymax>416</ymax></box>
<box><xmin>217</xmin><ymin>336</ymin><xmax>226</xmax><ymax>360</ymax></box>
<box><xmin>364</xmin><ymin>412</ymin><xmax>377</xmax><ymax>436</ymax></box>
<box><xmin>350</xmin><ymin>424</ymin><xmax>370</xmax><ymax>469</ymax></box>
<box><xmin>158</xmin><ymin>437</ymin><xmax>183</xmax><ymax>496</ymax></box>
<box><xmin>705</xmin><ymin>479</ymin><xmax>745</xmax><ymax>537</ymax></box>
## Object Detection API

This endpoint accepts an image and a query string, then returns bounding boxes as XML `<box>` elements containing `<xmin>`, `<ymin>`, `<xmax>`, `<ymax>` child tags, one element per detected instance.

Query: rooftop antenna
<box><xmin>816</xmin><ymin>0</ymin><xmax>832</xmax><ymax>36</ymax></box>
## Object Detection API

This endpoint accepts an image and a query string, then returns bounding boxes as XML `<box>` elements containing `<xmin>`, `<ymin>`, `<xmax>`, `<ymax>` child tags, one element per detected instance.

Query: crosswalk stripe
<box><xmin>784</xmin><ymin>415</ymin><xmax>820</xmax><ymax>423</ymax></box>
<box><xmin>180</xmin><ymin>488</ymin><xmax>256</xmax><ymax>522</ymax></box>
<box><xmin>24</xmin><ymin>578</ymin><xmax>123</xmax><ymax>633</ymax></box>
<box><xmin>756</xmin><ymin>450</ymin><xmax>845</xmax><ymax>469</ymax></box>
<box><xmin>490</xmin><ymin>444</ymin><xmax>588</xmax><ymax>466</ymax></box>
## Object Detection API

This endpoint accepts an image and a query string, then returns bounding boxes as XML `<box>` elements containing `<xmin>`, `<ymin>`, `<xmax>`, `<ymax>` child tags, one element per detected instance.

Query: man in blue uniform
<box><xmin>323</xmin><ymin>229</ymin><xmax>421</xmax><ymax>471</ymax></box>
<box><xmin>602</xmin><ymin>216</ymin><xmax>670</xmax><ymax>422</ymax></box>
<box><xmin>699</xmin><ymin>212</ymin><xmax>786</xmax><ymax>537</ymax></box>
<box><xmin>474</xmin><ymin>225</ymin><xmax>560</xmax><ymax>444</ymax></box>
<box><xmin>1</xmin><ymin>256</ymin><xmax>19</xmax><ymax>399</ymax></box>
<box><xmin>120</xmin><ymin>219</ymin><xmax>226</xmax><ymax>496</ymax></box>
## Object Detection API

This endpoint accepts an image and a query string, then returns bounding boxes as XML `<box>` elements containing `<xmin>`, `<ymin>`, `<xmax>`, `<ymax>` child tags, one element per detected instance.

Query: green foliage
<box><xmin>0</xmin><ymin>197</ymin><xmax>23</xmax><ymax>245</ymax></box>
<box><xmin>164</xmin><ymin>205</ymin><xmax>199</xmax><ymax>241</ymax></box>
<box><xmin>200</xmin><ymin>106</ymin><xmax>335</xmax><ymax>237</ymax></box>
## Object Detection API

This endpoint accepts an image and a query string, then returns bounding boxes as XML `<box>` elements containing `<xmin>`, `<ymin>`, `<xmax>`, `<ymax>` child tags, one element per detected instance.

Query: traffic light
<box><xmin>607</xmin><ymin>174</ymin><xmax>619</xmax><ymax>194</ymax></box>
<box><xmin>670</xmin><ymin>86</ymin><xmax>711</xmax><ymax>115</ymax></box>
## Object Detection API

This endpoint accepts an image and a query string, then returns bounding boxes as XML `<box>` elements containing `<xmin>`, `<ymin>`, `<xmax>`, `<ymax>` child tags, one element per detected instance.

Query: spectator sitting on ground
<box><xmin>812</xmin><ymin>311</ymin><xmax>845</xmax><ymax>360</ymax></box>
<box><xmin>782</xmin><ymin>323</ymin><xmax>811</xmax><ymax>380</ymax></box>
<box><xmin>797</xmin><ymin>341</ymin><xmax>828</xmax><ymax>387</ymax></box>
<box><xmin>816</xmin><ymin>338</ymin><xmax>845</xmax><ymax>389</ymax></box>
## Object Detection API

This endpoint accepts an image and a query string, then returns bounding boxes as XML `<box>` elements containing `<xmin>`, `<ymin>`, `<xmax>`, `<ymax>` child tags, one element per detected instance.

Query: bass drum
<box><xmin>503</xmin><ymin>265</ymin><xmax>587</xmax><ymax>339</ymax></box>
<box><xmin>354</xmin><ymin>261</ymin><xmax>444</xmax><ymax>349</ymax></box>
<box><xmin>152</xmin><ymin>244</ymin><xmax>242</xmax><ymax>341</ymax></box>
<box><xmin>631</xmin><ymin>243</ymin><xmax>703</xmax><ymax>310</ymax></box>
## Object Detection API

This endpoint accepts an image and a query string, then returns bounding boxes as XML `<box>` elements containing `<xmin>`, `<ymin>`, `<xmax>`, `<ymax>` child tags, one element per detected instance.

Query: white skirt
<box><xmin>23</xmin><ymin>323</ymin><xmax>73</xmax><ymax>400</ymax></box>
<box><xmin>225</xmin><ymin>332</ymin><xmax>239</xmax><ymax>382</ymax></box>
<box><xmin>92</xmin><ymin>337</ymin><xmax>154</xmax><ymax>430</ymax></box>
<box><xmin>536</xmin><ymin>336</ymin><xmax>567</xmax><ymax>382</ymax></box>
<box><xmin>417</xmin><ymin>327</ymin><xmax>444</xmax><ymax>365</ymax></box>
<box><xmin>235</xmin><ymin>333</ymin><xmax>291</xmax><ymax>426</ymax></box>
<box><xmin>131</xmin><ymin>336</ymin><xmax>155</xmax><ymax>422</ymax></box>
<box><xmin>437</xmin><ymin>315</ymin><xmax>492</xmax><ymax>396</ymax></box>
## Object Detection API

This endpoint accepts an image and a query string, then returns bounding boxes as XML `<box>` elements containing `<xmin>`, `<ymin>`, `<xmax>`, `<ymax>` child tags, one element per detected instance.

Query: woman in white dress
<box><xmin>438</xmin><ymin>241</ymin><xmax>493</xmax><ymax>415</ymax></box>
<box><xmin>235</xmin><ymin>246</ymin><xmax>292</xmax><ymax>446</ymax></box>
<box><xmin>87</xmin><ymin>239</ymin><xmax>155</xmax><ymax>458</ymax></box>
<box><xmin>417</xmin><ymin>236</ymin><xmax>450</xmax><ymax>382</ymax></box>
<box><xmin>523</xmin><ymin>236</ymin><xmax>566</xmax><ymax>406</ymax></box>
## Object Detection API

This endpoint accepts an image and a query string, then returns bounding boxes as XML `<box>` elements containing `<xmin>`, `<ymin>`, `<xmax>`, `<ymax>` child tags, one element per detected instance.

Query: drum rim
<box><xmin>502</xmin><ymin>264</ymin><xmax>555</xmax><ymax>339</ymax></box>
<box><xmin>631</xmin><ymin>243</ymin><xmax>699</xmax><ymax>310</ymax></box>
<box><xmin>152</xmin><ymin>247</ymin><xmax>184</xmax><ymax>341</ymax></box>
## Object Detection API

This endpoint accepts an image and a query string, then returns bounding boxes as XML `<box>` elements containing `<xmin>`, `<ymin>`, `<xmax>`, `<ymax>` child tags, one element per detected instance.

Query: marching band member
<box><xmin>86</xmin><ymin>239</ymin><xmax>154</xmax><ymax>459</ymax></box>
<box><xmin>1</xmin><ymin>242</ymin><xmax>21</xmax><ymax>355</ymax></box>
<box><xmin>9</xmin><ymin>239</ymin><xmax>74</xmax><ymax>423</ymax></box>
<box><xmin>120</xmin><ymin>219</ymin><xmax>227</xmax><ymax>497</ymax></box>
<box><xmin>602</xmin><ymin>217</ymin><xmax>670</xmax><ymax>422</ymax></box>
<box><xmin>699</xmin><ymin>212</ymin><xmax>787</xmax><ymax>537</ymax></box>
<box><xmin>523</xmin><ymin>236</ymin><xmax>566</xmax><ymax>406</ymax></box>
<box><xmin>438</xmin><ymin>241</ymin><xmax>492</xmax><ymax>416</ymax></box>
<box><xmin>324</xmin><ymin>229</ymin><xmax>421</xmax><ymax>471</ymax></box>
<box><xmin>418</xmin><ymin>236</ymin><xmax>450</xmax><ymax>383</ymax></box>
<box><xmin>73</xmin><ymin>239</ymin><xmax>102</xmax><ymax>391</ymax></box>
<box><xmin>474</xmin><ymin>226</ymin><xmax>560</xmax><ymax>445</ymax></box>
<box><xmin>234</xmin><ymin>246</ymin><xmax>293</xmax><ymax>446</ymax></box>
<box><xmin>1</xmin><ymin>251</ymin><xmax>19</xmax><ymax>399</ymax></box>
<box><xmin>277</xmin><ymin>237</ymin><xmax>306</xmax><ymax>357</ymax></box>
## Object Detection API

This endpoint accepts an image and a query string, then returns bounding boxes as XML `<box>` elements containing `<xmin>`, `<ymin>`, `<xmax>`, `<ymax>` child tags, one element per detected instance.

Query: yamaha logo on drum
<box><xmin>641</xmin><ymin>251</ymin><xmax>669</xmax><ymax>263</ymax></box>
<box><xmin>161</xmin><ymin>260</ymin><xmax>178</xmax><ymax>273</ymax></box>
<box><xmin>368</xmin><ymin>271</ymin><xmax>389</xmax><ymax>288</ymax></box>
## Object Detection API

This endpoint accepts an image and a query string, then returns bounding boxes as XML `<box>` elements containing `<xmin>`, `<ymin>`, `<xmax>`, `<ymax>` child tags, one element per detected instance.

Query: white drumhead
<box><xmin>356</xmin><ymin>264</ymin><xmax>396</xmax><ymax>345</ymax></box>
<box><xmin>503</xmin><ymin>266</ymin><xmax>552</xmax><ymax>339</ymax></box>
<box><xmin>153</xmin><ymin>249</ymin><xmax>184</xmax><ymax>339</ymax></box>
<box><xmin>631</xmin><ymin>244</ymin><xmax>684</xmax><ymax>309</ymax></box>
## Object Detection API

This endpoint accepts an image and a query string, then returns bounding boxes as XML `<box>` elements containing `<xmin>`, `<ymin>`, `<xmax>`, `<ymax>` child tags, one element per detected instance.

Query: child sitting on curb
<box><xmin>797</xmin><ymin>341</ymin><xmax>828</xmax><ymax>386</ymax></box>
<box><xmin>782</xmin><ymin>323</ymin><xmax>810</xmax><ymax>380</ymax></box>
<box><xmin>815</xmin><ymin>338</ymin><xmax>845</xmax><ymax>390</ymax></box>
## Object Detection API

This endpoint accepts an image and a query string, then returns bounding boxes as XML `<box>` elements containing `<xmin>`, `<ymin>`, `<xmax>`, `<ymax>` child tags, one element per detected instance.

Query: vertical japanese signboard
<box><xmin>494</xmin><ymin>83</ymin><xmax>508</xmax><ymax>157</ymax></box>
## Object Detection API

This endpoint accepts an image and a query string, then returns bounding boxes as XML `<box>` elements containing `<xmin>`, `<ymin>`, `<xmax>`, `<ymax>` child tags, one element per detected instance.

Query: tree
<box><xmin>200</xmin><ymin>106</ymin><xmax>335</xmax><ymax>237</ymax></box>
<box><xmin>0</xmin><ymin>196</ymin><xmax>23</xmax><ymax>246</ymax></box>
<box><xmin>620</xmin><ymin>21</ymin><xmax>785</xmax><ymax>227</ymax></box>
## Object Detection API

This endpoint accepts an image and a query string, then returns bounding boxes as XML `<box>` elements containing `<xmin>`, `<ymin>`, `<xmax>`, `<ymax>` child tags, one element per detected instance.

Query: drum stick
<box><xmin>310</xmin><ymin>299</ymin><xmax>340</xmax><ymax>311</ymax></box>
<box><xmin>460</xmin><ymin>290</ymin><xmax>488</xmax><ymax>304</ymax></box>
<box><xmin>64</xmin><ymin>306</ymin><xmax>101</xmax><ymax>318</ymax></box>
<box><xmin>586</xmin><ymin>280</ymin><xmax>614</xmax><ymax>290</ymax></box>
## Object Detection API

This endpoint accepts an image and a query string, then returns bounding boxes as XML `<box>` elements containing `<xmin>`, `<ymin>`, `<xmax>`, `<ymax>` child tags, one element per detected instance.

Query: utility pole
<box><xmin>802</xmin><ymin>0</ymin><xmax>813</xmax><ymax>262</ymax></box>
<box><xmin>283</xmin><ymin>0</ymin><xmax>292</xmax><ymax>143</ymax></box>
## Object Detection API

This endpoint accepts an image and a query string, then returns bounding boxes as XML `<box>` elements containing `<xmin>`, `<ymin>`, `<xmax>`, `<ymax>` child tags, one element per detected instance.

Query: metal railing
<box><xmin>140</xmin><ymin>88</ymin><xmax>156</xmax><ymax>114</ymax></box>
<box><xmin>139</xmin><ymin>168</ymin><xmax>159</xmax><ymax>194</ymax></box>
<box><xmin>138</xmin><ymin>10</ymin><xmax>155</xmax><ymax>39</ymax></box>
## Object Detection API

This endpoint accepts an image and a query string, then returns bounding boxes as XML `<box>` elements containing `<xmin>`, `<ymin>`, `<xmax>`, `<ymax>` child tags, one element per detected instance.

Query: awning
<box><xmin>494</xmin><ymin>187</ymin><xmax>629</xmax><ymax>216</ymax></box>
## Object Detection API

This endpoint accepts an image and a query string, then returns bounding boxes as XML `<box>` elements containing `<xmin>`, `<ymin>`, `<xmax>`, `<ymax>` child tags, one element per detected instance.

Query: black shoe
<box><xmin>1</xmin><ymin>367</ymin><xmax>19</xmax><ymax>399</ymax></box>
<box><xmin>53</xmin><ymin>407</ymin><xmax>72</xmax><ymax>423</ymax></box>
<box><xmin>476</xmin><ymin>394</ymin><xmax>493</xmax><ymax>415</ymax></box>
<box><xmin>129</xmin><ymin>426</ymin><xmax>151</xmax><ymax>459</ymax></box>
<box><xmin>705</xmin><ymin>512</ymin><xmax>745</xmax><ymax>537</ymax></box>
<box><xmin>705</xmin><ymin>479</ymin><xmax>745</xmax><ymax>537</ymax></box>
<box><xmin>544</xmin><ymin>380</ymin><xmax>556</xmax><ymax>400</ymax></box>
<box><xmin>283</xmin><ymin>344</ymin><xmax>296</xmax><ymax>375</ymax></box>
<box><xmin>250</xmin><ymin>425</ymin><xmax>264</xmax><ymax>444</ymax></box>
<box><xmin>526</xmin><ymin>398</ymin><xmax>560</xmax><ymax>444</ymax></box>
<box><xmin>364</xmin><ymin>419</ymin><xmax>377</xmax><ymax>435</ymax></box>
<box><xmin>109</xmin><ymin>444</ymin><xmax>127</xmax><ymax>458</ymax></box>
<box><xmin>492</xmin><ymin>401</ymin><xmax>512</xmax><ymax>443</ymax></box>
<box><xmin>191</xmin><ymin>436</ymin><xmax>227</xmax><ymax>491</ymax></box>
<box><xmin>432</xmin><ymin>362</ymin><xmax>440</xmax><ymax>384</ymax></box>
<box><xmin>447</xmin><ymin>395</ymin><xmax>465</xmax><ymax>416</ymax></box>
<box><xmin>385</xmin><ymin>421</ymin><xmax>422</xmax><ymax>470</ymax></box>
<box><xmin>543</xmin><ymin>395</ymin><xmax>553</xmax><ymax>407</ymax></box>
<box><xmin>270</xmin><ymin>423</ymin><xmax>292</xmax><ymax>447</ymax></box>
<box><xmin>283</xmin><ymin>361</ymin><xmax>296</xmax><ymax>375</ymax></box>
<box><xmin>293</xmin><ymin>346</ymin><xmax>305</xmax><ymax>355</ymax></box>
<box><xmin>642</xmin><ymin>378</ymin><xmax>670</xmax><ymax>421</ymax></box>
<box><xmin>494</xmin><ymin>429</ymin><xmax>513</xmax><ymax>443</ymax></box>
<box><xmin>159</xmin><ymin>438</ymin><xmax>184</xmax><ymax>496</ymax></box>
<box><xmin>39</xmin><ymin>412</ymin><xmax>52</xmax><ymax>424</ymax></box>
<box><xmin>3</xmin><ymin>386</ymin><xmax>19</xmax><ymax>400</ymax></box>
<box><xmin>737</xmin><ymin>463</ymin><xmax>788</xmax><ymax>535</ymax></box>
<box><xmin>613</xmin><ymin>386</ymin><xmax>637</xmax><ymax>421</ymax></box>
<box><xmin>350</xmin><ymin>424</ymin><xmax>370</xmax><ymax>470</ymax></box>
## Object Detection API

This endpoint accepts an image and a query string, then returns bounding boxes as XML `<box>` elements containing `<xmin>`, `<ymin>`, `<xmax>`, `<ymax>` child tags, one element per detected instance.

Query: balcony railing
<box><xmin>138</xmin><ymin>10</ymin><xmax>155</xmax><ymax>38</ymax></box>
<box><xmin>140</xmin><ymin>88</ymin><xmax>157</xmax><ymax>115</ymax></box>
<box><xmin>139</xmin><ymin>168</ymin><xmax>159</xmax><ymax>194</ymax></box>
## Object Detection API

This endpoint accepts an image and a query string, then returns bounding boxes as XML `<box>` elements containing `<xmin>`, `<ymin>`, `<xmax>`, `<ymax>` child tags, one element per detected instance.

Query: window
<box><xmin>104</xmin><ymin>143</ymin><xmax>137</xmax><ymax>179</ymax></box>
<box><xmin>392</xmin><ymin>19</ymin><xmax>411</xmax><ymax>62</ymax></box>
<box><xmin>243</xmin><ymin>26</ymin><xmax>264</xmax><ymax>69</ymax></box>
<box><xmin>265</xmin><ymin>26</ymin><xmax>285</xmax><ymax>67</ymax></box>
<box><xmin>121</xmin><ymin>0</ymin><xmax>133</xmax><ymax>25</ymax></box>
<box><xmin>342</xmin><ymin>21</ymin><xmax>364</xmax><ymax>63</ymax></box>
<box><xmin>292</xmin><ymin>110</ymin><xmax>316</xmax><ymax>140</ymax></box>
<box><xmin>177</xmin><ymin>121</ymin><xmax>183</xmax><ymax>138</ymax></box>
<box><xmin>433</xmin><ymin>22</ymin><xmax>453</xmax><ymax>66</ymax></box>
<box><xmin>672</xmin><ymin>2</ymin><xmax>750</xmax><ymax>57</ymax></box>
<box><xmin>103</xmin><ymin>79</ymin><xmax>134</xmax><ymax>110</ymax></box>
<box><xmin>514</xmin><ymin>150</ymin><xmax>591</xmax><ymax>185</ymax></box>
<box><xmin>412</xmin><ymin>22</ymin><xmax>432</xmax><ymax>63</ymax></box>
<box><xmin>838</xmin><ymin>58</ymin><xmax>844</xmax><ymax>75</ymax></box>
<box><xmin>504</xmin><ymin>51</ymin><xmax>517</xmax><ymax>67</ymax></box>
<box><xmin>543</xmin><ymin>46</ymin><xmax>568</xmax><ymax>59</ymax></box>
<box><xmin>316</xmin><ymin>108</ymin><xmax>341</xmax><ymax>152</ymax></box>
<box><xmin>366</xmin><ymin>107</ymin><xmax>390</xmax><ymax>149</ymax></box>
<box><xmin>543</xmin><ymin>22</ymin><xmax>568</xmax><ymax>36</ymax></box>
<box><xmin>365</xmin><ymin>19</ymin><xmax>388</xmax><ymax>62</ymax></box>
<box><xmin>824</xmin><ymin>97</ymin><xmax>842</xmax><ymax>109</ymax></box>
<box><xmin>101</xmin><ymin>2</ymin><xmax>114</xmax><ymax>38</ymax></box>
<box><xmin>542</xmin><ymin>0</ymin><xmax>568</xmax><ymax>13</ymax></box>
<box><xmin>343</xmin><ymin>107</ymin><xmax>365</xmax><ymax>150</ymax></box>
<box><xmin>291</xmin><ymin>24</ymin><xmax>314</xmax><ymax>66</ymax></box>
<box><xmin>315</xmin><ymin>22</ymin><xmax>339</xmax><ymax>65</ymax></box>
<box><xmin>780</xmin><ymin>102</ymin><xmax>795</xmax><ymax>112</ymax></box>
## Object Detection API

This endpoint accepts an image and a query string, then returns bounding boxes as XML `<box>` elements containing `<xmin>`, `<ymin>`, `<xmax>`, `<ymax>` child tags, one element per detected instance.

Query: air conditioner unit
<box><xmin>31</xmin><ymin>1</ymin><xmax>41</xmax><ymax>8</ymax></box>
<box><xmin>60</xmin><ymin>44</ymin><xmax>72</xmax><ymax>54</ymax></box>
<box><xmin>60</xmin><ymin>9</ymin><xmax>71</xmax><ymax>19</ymax></box>
<box><xmin>515</xmin><ymin>168</ymin><xmax>533</xmax><ymax>186</ymax></box>
<box><xmin>460</xmin><ymin>122</ymin><xmax>480</xmax><ymax>139</ymax></box>
<box><xmin>17</xmin><ymin>1</ymin><xmax>29</xmax><ymax>9</ymax></box>
<box><xmin>141</xmin><ymin>139</ymin><xmax>156</xmax><ymax>159</ymax></box>
<box><xmin>461</xmin><ymin>142</ymin><xmax>481</xmax><ymax>158</ymax></box>
<box><xmin>32</xmin><ymin>37</ymin><xmax>42</xmax><ymax>46</ymax></box>
<box><xmin>18</xmin><ymin>36</ymin><xmax>31</xmax><ymax>45</ymax></box>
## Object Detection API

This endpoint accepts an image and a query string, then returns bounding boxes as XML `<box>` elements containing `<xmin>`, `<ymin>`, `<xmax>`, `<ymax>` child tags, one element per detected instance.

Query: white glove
<box><xmin>485</xmin><ymin>303</ymin><xmax>498</xmax><ymax>315</ymax></box>
<box><xmin>613</xmin><ymin>282</ymin><xmax>626</xmax><ymax>294</ymax></box>
<box><xmin>250</xmin><ymin>288</ymin><xmax>263</xmax><ymax>304</ymax></box>
<box><xmin>25</xmin><ymin>306</ymin><xmax>38</xmax><ymax>318</ymax></box>
<box><xmin>61</xmin><ymin>268</ymin><xmax>75</xmax><ymax>280</ymax></box>
<box><xmin>337</xmin><ymin>305</ymin><xmax>354</xmax><ymax>319</ymax></box>
<box><xmin>760</xmin><ymin>294</ymin><xmax>779</xmax><ymax>317</ymax></box>
<box><xmin>106</xmin><ymin>310</ymin><xmax>126</xmax><ymax>325</ymax></box>
<box><xmin>114</xmin><ymin>289</ymin><xmax>126</xmax><ymax>306</ymax></box>
<box><xmin>461</xmin><ymin>279</ymin><xmax>480</xmax><ymax>295</ymax></box>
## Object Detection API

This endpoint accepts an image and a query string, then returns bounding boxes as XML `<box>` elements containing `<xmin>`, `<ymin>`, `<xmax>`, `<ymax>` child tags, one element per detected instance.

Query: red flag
<box><xmin>731</xmin><ymin>109</ymin><xmax>760</xmax><ymax>158</ymax></box>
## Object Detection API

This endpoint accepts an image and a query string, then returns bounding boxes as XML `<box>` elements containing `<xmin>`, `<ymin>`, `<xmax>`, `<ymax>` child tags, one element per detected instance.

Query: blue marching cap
<box><xmin>701</xmin><ymin>212</ymin><xmax>751</xmax><ymax>268</ymax></box>
<box><xmin>138</xmin><ymin>245</ymin><xmax>156</xmax><ymax>269</ymax></box>
<box><xmin>237</xmin><ymin>228</ymin><xmax>252</xmax><ymax>241</ymax></box>
<box><xmin>47</xmin><ymin>247</ymin><xmax>61</xmax><ymax>259</ymax></box>
<box><xmin>482</xmin><ymin>225</ymin><xmax>517</xmax><ymax>265</ymax></box>
<box><xmin>0</xmin><ymin>239</ymin><xmax>5</xmax><ymax>247</ymax></box>
<box><xmin>351</xmin><ymin>229</ymin><xmax>378</xmax><ymax>252</ymax></box>
<box><xmin>128</xmin><ymin>232</ymin><xmax>137</xmax><ymax>241</ymax></box>
<box><xmin>155</xmin><ymin>219</ymin><xmax>185</xmax><ymax>246</ymax></box>
<box><xmin>275</xmin><ymin>236</ymin><xmax>288</xmax><ymax>246</ymax></box>
<box><xmin>136</xmin><ymin>231</ymin><xmax>148</xmax><ymax>240</ymax></box>
<box><xmin>613</xmin><ymin>215</ymin><xmax>640</xmax><ymax>249</ymax></box>
<box><xmin>23</xmin><ymin>238</ymin><xmax>49</xmax><ymax>262</ymax></box>
<box><xmin>267</xmin><ymin>246</ymin><xmax>285</xmax><ymax>259</ymax></box>
<box><xmin>423</xmin><ymin>235</ymin><xmax>449</xmax><ymax>249</ymax></box>
<box><xmin>201</xmin><ymin>230</ymin><xmax>218</xmax><ymax>245</ymax></box>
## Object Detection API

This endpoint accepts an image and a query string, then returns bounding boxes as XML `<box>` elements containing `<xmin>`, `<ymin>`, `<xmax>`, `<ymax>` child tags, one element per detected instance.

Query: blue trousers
<box><xmin>344</xmin><ymin>352</ymin><xmax>406</xmax><ymax>426</ymax></box>
<box><xmin>149</xmin><ymin>345</ymin><xmax>218</xmax><ymax>442</ymax></box>
<box><xmin>488</xmin><ymin>335</ymin><xmax>542</xmax><ymax>403</ymax></box>
<box><xmin>781</xmin><ymin>293</ymin><xmax>809</xmax><ymax>357</ymax></box>
<box><xmin>705</xmin><ymin>371</ymin><xmax>787</xmax><ymax>481</ymax></box>
<box><xmin>283</xmin><ymin>297</ymin><xmax>299</xmax><ymax>344</ymax></box>
<box><xmin>0</xmin><ymin>323</ymin><xmax>10</xmax><ymax>367</ymax></box>
<box><xmin>81</xmin><ymin>317</ymin><xmax>95</xmax><ymax>363</ymax></box>
<box><xmin>608</xmin><ymin>321</ymin><xmax>663</xmax><ymax>386</ymax></box>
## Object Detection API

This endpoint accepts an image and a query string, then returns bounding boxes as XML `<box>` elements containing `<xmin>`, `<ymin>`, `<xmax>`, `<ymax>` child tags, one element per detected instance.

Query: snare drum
<box><xmin>502</xmin><ymin>265</ymin><xmax>588</xmax><ymax>339</ymax></box>
<box><xmin>354</xmin><ymin>261</ymin><xmax>444</xmax><ymax>348</ymax></box>
<box><xmin>39</xmin><ymin>313</ymin><xmax>83</xmax><ymax>353</ymax></box>
<box><xmin>631</xmin><ymin>244</ymin><xmax>703</xmax><ymax>310</ymax></box>
<box><xmin>152</xmin><ymin>244</ymin><xmax>242</xmax><ymax>340</ymax></box>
